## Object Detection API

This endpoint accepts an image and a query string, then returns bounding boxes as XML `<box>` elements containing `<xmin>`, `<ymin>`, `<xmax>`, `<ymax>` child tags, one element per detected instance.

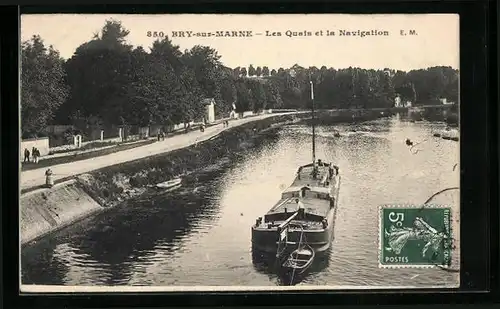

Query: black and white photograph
<box><xmin>19</xmin><ymin>14</ymin><xmax>460</xmax><ymax>291</ymax></box>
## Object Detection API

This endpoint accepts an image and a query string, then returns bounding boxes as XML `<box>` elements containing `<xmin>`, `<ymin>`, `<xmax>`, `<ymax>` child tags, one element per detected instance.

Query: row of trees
<box><xmin>234</xmin><ymin>65</ymin><xmax>458</xmax><ymax>109</ymax></box>
<box><xmin>233</xmin><ymin>65</ymin><xmax>275</xmax><ymax>77</ymax></box>
<box><xmin>264</xmin><ymin>65</ymin><xmax>459</xmax><ymax>110</ymax></box>
<box><xmin>21</xmin><ymin>19</ymin><xmax>459</xmax><ymax>138</ymax></box>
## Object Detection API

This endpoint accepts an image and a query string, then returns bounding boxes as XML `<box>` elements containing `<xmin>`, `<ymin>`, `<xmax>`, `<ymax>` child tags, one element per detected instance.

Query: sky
<box><xmin>21</xmin><ymin>14</ymin><xmax>459</xmax><ymax>71</ymax></box>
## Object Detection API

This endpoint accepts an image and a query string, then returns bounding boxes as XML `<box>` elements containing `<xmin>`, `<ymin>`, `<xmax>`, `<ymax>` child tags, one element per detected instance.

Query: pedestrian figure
<box><xmin>161</xmin><ymin>131</ymin><xmax>165</xmax><ymax>141</ymax></box>
<box><xmin>34</xmin><ymin>148</ymin><xmax>40</xmax><ymax>163</ymax></box>
<box><xmin>296</xmin><ymin>198</ymin><xmax>306</xmax><ymax>220</ymax></box>
<box><xmin>157</xmin><ymin>132</ymin><xmax>161</xmax><ymax>141</ymax></box>
<box><xmin>32</xmin><ymin>147</ymin><xmax>36</xmax><ymax>162</ymax></box>
<box><xmin>328</xmin><ymin>163</ymin><xmax>335</xmax><ymax>179</ymax></box>
<box><xmin>24</xmin><ymin>148</ymin><xmax>30</xmax><ymax>163</ymax></box>
<box><xmin>45</xmin><ymin>168</ymin><xmax>54</xmax><ymax>188</ymax></box>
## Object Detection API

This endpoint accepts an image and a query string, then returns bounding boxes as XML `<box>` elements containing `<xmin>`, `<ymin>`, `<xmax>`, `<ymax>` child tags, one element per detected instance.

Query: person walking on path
<box><xmin>24</xmin><ymin>148</ymin><xmax>30</xmax><ymax>163</ymax></box>
<box><xmin>35</xmin><ymin>148</ymin><xmax>40</xmax><ymax>163</ymax></box>
<box><xmin>32</xmin><ymin>148</ymin><xmax>38</xmax><ymax>163</ymax></box>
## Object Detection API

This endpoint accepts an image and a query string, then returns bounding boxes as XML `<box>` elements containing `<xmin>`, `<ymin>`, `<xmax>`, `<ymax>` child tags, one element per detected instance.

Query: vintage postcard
<box><xmin>19</xmin><ymin>13</ymin><xmax>460</xmax><ymax>292</ymax></box>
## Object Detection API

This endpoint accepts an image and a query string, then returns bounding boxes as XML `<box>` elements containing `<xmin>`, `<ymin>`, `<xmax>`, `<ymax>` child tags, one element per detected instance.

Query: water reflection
<box><xmin>22</xmin><ymin>168</ymin><xmax>231</xmax><ymax>285</ymax></box>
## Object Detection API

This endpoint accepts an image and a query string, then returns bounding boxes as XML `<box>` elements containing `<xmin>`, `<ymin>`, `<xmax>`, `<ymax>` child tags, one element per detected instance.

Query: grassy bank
<box><xmin>48</xmin><ymin>140</ymin><xmax>119</xmax><ymax>155</ymax></box>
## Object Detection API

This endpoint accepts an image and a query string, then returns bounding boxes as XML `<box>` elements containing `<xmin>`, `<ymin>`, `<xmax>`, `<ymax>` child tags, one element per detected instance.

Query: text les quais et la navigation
<box><xmin>147</xmin><ymin>29</ymin><xmax>417</xmax><ymax>38</ymax></box>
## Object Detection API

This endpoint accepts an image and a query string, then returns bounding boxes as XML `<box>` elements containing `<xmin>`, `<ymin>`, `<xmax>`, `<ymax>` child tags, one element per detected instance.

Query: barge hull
<box><xmin>251</xmin><ymin>207</ymin><xmax>336</xmax><ymax>254</ymax></box>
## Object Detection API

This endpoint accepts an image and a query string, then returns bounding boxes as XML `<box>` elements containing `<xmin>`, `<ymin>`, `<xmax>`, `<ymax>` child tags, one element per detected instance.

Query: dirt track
<box><xmin>20</xmin><ymin>114</ymin><xmax>292</xmax><ymax>191</ymax></box>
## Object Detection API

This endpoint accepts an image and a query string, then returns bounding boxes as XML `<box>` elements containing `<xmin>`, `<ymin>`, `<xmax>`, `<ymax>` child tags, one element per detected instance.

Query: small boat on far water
<box><xmin>154</xmin><ymin>177</ymin><xmax>182</xmax><ymax>191</ymax></box>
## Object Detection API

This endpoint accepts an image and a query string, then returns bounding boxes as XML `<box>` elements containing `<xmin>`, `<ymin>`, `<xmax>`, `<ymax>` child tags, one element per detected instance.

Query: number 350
<box><xmin>389</xmin><ymin>212</ymin><xmax>404</xmax><ymax>227</ymax></box>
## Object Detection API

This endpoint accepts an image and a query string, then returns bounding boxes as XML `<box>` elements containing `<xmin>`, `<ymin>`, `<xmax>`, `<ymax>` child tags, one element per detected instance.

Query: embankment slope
<box><xmin>20</xmin><ymin>179</ymin><xmax>103</xmax><ymax>245</ymax></box>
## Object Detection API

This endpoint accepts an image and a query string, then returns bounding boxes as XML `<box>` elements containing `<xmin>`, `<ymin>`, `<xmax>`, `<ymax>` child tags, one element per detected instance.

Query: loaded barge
<box><xmin>251</xmin><ymin>160</ymin><xmax>341</xmax><ymax>255</ymax></box>
<box><xmin>251</xmin><ymin>76</ymin><xmax>341</xmax><ymax>265</ymax></box>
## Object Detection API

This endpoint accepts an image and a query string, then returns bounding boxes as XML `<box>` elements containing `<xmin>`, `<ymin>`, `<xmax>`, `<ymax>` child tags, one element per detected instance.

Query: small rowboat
<box><xmin>281</xmin><ymin>244</ymin><xmax>315</xmax><ymax>275</ymax></box>
<box><xmin>155</xmin><ymin>178</ymin><xmax>182</xmax><ymax>191</ymax></box>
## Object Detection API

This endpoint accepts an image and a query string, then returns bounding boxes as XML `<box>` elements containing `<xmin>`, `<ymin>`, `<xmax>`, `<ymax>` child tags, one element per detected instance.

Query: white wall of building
<box><xmin>205</xmin><ymin>102</ymin><xmax>215</xmax><ymax>123</ymax></box>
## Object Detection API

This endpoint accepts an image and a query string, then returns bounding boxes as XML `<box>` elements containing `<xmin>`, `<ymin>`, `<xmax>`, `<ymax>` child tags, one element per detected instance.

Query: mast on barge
<box><xmin>310</xmin><ymin>79</ymin><xmax>316</xmax><ymax>165</ymax></box>
<box><xmin>251</xmin><ymin>69</ymin><xmax>341</xmax><ymax>262</ymax></box>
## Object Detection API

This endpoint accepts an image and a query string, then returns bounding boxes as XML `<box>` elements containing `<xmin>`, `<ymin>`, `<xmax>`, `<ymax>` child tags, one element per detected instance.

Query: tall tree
<box><xmin>233</xmin><ymin>66</ymin><xmax>241</xmax><ymax>77</ymax></box>
<box><xmin>21</xmin><ymin>35</ymin><xmax>69</xmax><ymax>138</ymax></box>
<box><xmin>263</xmin><ymin>80</ymin><xmax>283</xmax><ymax>108</ymax></box>
<box><xmin>248</xmin><ymin>64</ymin><xmax>256</xmax><ymax>77</ymax></box>
<box><xmin>256</xmin><ymin>66</ymin><xmax>262</xmax><ymax>77</ymax></box>
<box><xmin>235</xmin><ymin>79</ymin><xmax>252</xmax><ymax>112</ymax></box>
<box><xmin>218</xmin><ymin>76</ymin><xmax>238</xmax><ymax>117</ymax></box>
<box><xmin>183</xmin><ymin>45</ymin><xmax>222</xmax><ymax>99</ymax></box>
<box><xmin>262</xmin><ymin>66</ymin><xmax>270</xmax><ymax>76</ymax></box>
<box><xmin>248</xmin><ymin>80</ymin><xmax>267</xmax><ymax>111</ymax></box>
<box><xmin>58</xmin><ymin>20</ymin><xmax>135</xmax><ymax>127</ymax></box>
<box><xmin>150</xmin><ymin>37</ymin><xmax>184</xmax><ymax>74</ymax></box>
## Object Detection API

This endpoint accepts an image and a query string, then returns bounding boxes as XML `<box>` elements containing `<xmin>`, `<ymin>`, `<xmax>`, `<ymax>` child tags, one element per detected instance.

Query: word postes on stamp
<box><xmin>379</xmin><ymin>204</ymin><xmax>452</xmax><ymax>268</ymax></box>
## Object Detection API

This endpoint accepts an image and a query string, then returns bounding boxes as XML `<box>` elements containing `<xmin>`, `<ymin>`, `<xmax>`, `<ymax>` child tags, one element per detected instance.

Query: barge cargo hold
<box><xmin>251</xmin><ymin>161</ymin><xmax>340</xmax><ymax>255</ymax></box>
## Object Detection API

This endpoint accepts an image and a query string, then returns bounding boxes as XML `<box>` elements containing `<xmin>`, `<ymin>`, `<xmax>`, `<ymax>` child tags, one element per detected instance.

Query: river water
<box><xmin>21</xmin><ymin>114</ymin><xmax>460</xmax><ymax>289</ymax></box>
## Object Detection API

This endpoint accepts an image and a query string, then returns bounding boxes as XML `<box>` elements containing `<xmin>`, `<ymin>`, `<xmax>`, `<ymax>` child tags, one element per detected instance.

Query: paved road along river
<box><xmin>21</xmin><ymin>115</ymin><xmax>460</xmax><ymax>289</ymax></box>
<box><xmin>20</xmin><ymin>113</ymin><xmax>296</xmax><ymax>191</ymax></box>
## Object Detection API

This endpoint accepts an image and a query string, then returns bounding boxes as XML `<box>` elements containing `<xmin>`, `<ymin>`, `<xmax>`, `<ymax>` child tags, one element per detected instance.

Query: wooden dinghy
<box><xmin>281</xmin><ymin>244</ymin><xmax>315</xmax><ymax>275</ymax></box>
<box><xmin>154</xmin><ymin>177</ymin><xmax>182</xmax><ymax>191</ymax></box>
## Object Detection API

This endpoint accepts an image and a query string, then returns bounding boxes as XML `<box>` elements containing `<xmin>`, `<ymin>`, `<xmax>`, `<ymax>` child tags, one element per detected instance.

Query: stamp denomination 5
<box><xmin>379</xmin><ymin>204</ymin><xmax>452</xmax><ymax>268</ymax></box>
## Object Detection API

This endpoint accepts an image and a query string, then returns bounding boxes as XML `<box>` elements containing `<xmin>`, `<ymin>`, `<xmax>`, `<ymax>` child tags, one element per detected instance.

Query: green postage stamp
<box><xmin>379</xmin><ymin>204</ymin><xmax>452</xmax><ymax>268</ymax></box>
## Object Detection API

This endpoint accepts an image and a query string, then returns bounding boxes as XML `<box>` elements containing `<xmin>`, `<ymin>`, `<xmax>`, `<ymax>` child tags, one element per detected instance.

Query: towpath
<box><xmin>20</xmin><ymin>113</ymin><xmax>294</xmax><ymax>191</ymax></box>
